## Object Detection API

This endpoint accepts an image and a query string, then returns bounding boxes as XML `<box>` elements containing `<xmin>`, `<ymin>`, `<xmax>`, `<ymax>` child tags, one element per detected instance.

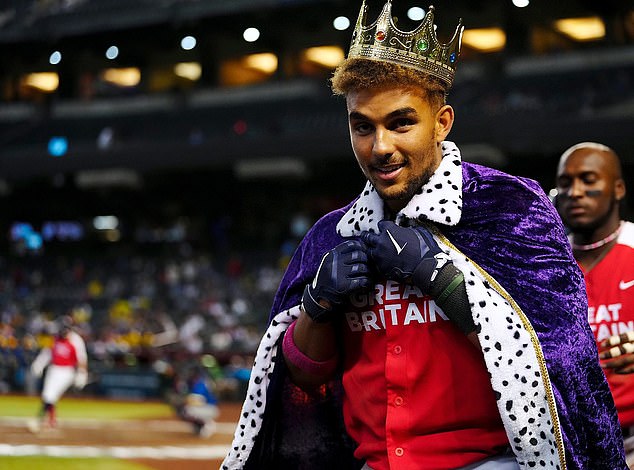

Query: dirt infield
<box><xmin>0</xmin><ymin>401</ymin><xmax>243</xmax><ymax>470</ymax></box>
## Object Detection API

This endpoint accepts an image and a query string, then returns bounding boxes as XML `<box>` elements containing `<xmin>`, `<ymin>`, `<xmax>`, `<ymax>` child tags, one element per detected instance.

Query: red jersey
<box><xmin>582</xmin><ymin>221</ymin><xmax>634</xmax><ymax>427</ymax></box>
<box><xmin>51</xmin><ymin>331</ymin><xmax>86</xmax><ymax>367</ymax></box>
<box><xmin>340</xmin><ymin>280</ymin><xmax>508</xmax><ymax>470</ymax></box>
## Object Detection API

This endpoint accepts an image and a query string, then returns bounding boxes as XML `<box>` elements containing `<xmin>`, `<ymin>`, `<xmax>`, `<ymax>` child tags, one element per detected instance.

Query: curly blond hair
<box><xmin>331</xmin><ymin>58</ymin><xmax>448</xmax><ymax>109</ymax></box>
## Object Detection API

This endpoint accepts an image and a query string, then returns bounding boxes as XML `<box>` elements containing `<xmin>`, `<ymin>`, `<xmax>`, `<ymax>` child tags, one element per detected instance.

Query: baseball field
<box><xmin>0</xmin><ymin>395</ymin><xmax>241</xmax><ymax>470</ymax></box>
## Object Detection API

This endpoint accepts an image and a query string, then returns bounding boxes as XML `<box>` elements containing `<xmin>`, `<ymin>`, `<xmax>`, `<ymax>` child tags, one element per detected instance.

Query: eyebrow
<box><xmin>348</xmin><ymin>107</ymin><xmax>418</xmax><ymax>121</ymax></box>
<box><xmin>557</xmin><ymin>170</ymin><xmax>598</xmax><ymax>181</ymax></box>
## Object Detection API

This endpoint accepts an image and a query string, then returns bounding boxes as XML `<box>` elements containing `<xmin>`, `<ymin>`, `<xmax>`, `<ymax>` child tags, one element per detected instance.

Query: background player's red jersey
<box><xmin>583</xmin><ymin>221</ymin><xmax>634</xmax><ymax>427</ymax></box>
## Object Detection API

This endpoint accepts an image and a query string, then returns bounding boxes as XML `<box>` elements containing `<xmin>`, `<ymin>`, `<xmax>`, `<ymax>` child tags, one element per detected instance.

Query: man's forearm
<box><xmin>283</xmin><ymin>310</ymin><xmax>339</xmax><ymax>389</ymax></box>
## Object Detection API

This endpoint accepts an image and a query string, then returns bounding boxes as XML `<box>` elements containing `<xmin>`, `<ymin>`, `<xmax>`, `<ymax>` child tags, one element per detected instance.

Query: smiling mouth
<box><xmin>374</xmin><ymin>163</ymin><xmax>405</xmax><ymax>174</ymax></box>
<box><xmin>372</xmin><ymin>163</ymin><xmax>405</xmax><ymax>181</ymax></box>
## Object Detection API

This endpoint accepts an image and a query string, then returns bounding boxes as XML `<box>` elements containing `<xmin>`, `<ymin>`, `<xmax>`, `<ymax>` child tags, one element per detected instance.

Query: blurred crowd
<box><xmin>454</xmin><ymin>65</ymin><xmax>634</xmax><ymax>118</ymax></box>
<box><xmin>0</xmin><ymin>246</ymin><xmax>284</xmax><ymax>401</ymax></box>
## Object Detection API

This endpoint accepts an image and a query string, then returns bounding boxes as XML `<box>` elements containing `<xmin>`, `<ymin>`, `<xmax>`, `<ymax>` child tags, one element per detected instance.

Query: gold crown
<box><xmin>348</xmin><ymin>1</ymin><xmax>464</xmax><ymax>88</ymax></box>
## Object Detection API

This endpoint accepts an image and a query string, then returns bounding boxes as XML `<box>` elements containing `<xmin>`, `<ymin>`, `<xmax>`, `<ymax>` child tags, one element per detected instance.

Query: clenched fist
<box><xmin>360</xmin><ymin>221</ymin><xmax>451</xmax><ymax>292</ymax></box>
<box><xmin>301</xmin><ymin>240</ymin><xmax>373</xmax><ymax>323</ymax></box>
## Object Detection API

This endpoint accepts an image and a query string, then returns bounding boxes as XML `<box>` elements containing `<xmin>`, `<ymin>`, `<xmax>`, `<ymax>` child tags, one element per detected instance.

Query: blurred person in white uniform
<box><xmin>29</xmin><ymin>315</ymin><xmax>88</xmax><ymax>431</ymax></box>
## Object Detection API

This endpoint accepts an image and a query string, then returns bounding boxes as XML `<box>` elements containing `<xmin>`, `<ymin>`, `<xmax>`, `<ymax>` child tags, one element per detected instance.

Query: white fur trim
<box><xmin>337</xmin><ymin>141</ymin><xmax>463</xmax><ymax>237</ymax></box>
<box><xmin>221</xmin><ymin>305</ymin><xmax>300</xmax><ymax>469</ymax></box>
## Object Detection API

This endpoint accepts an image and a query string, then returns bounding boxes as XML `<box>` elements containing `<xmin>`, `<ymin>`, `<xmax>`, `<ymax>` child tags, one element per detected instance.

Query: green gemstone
<box><xmin>417</xmin><ymin>40</ymin><xmax>429</xmax><ymax>52</ymax></box>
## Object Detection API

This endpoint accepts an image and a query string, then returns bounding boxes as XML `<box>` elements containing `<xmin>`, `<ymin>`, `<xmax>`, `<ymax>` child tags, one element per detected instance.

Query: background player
<box><xmin>167</xmin><ymin>365</ymin><xmax>219</xmax><ymax>438</ymax></box>
<box><xmin>29</xmin><ymin>315</ymin><xmax>88</xmax><ymax>431</ymax></box>
<box><xmin>556</xmin><ymin>141</ymin><xmax>634</xmax><ymax>466</ymax></box>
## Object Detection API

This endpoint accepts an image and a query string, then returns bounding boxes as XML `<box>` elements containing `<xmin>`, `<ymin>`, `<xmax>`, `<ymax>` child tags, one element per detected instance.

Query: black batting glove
<box><xmin>360</xmin><ymin>221</ymin><xmax>451</xmax><ymax>292</ymax></box>
<box><xmin>301</xmin><ymin>240</ymin><xmax>373</xmax><ymax>323</ymax></box>
<box><xmin>362</xmin><ymin>222</ymin><xmax>475</xmax><ymax>335</ymax></box>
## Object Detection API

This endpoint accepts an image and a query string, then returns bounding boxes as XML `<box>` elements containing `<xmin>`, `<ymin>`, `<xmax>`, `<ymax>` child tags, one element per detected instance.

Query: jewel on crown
<box><xmin>348</xmin><ymin>1</ymin><xmax>464</xmax><ymax>88</ymax></box>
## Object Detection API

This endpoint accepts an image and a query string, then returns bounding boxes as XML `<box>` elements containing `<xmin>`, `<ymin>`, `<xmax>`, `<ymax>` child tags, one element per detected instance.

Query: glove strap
<box><xmin>436</xmin><ymin>271</ymin><xmax>464</xmax><ymax>304</ymax></box>
<box><xmin>301</xmin><ymin>284</ymin><xmax>334</xmax><ymax>323</ymax></box>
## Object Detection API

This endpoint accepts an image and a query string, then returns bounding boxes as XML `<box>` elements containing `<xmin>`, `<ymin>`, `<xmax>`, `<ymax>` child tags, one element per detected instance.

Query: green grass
<box><xmin>0</xmin><ymin>395</ymin><xmax>174</xmax><ymax>420</ymax></box>
<box><xmin>0</xmin><ymin>456</ymin><xmax>155</xmax><ymax>470</ymax></box>
<box><xmin>0</xmin><ymin>396</ymin><xmax>194</xmax><ymax>469</ymax></box>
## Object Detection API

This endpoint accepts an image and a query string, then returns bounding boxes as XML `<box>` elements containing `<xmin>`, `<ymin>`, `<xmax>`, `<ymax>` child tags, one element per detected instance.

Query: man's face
<box><xmin>556</xmin><ymin>148</ymin><xmax>621</xmax><ymax>232</ymax></box>
<box><xmin>346</xmin><ymin>86</ymin><xmax>449</xmax><ymax>212</ymax></box>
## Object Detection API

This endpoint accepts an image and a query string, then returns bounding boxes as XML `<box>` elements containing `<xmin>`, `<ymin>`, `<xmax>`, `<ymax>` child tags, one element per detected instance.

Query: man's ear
<box><xmin>615</xmin><ymin>178</ymin><xmax>626</xmax><ymax>201</ymax></box>
<box><xmin>435</xmin><ymin>105</ymin><xmax>454</xmax><ymax>143</ymax></box>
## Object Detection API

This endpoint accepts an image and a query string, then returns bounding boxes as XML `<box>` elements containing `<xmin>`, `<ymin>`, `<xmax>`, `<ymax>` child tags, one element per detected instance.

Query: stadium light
<box><xmin>243</xmin><ymin>27</ymin><xmax>260</xmax><ymax>42</ymax></box>
<box><xmin>333</xmin><ymin>16</ymin><xmax>350</xmax><ymax>31</ymax></box>
<box><xmin>407</xmin><ymin>7</ymin><xmax>425</xmax><ymax>21</ymax></box>
<box><xmin>244</xmin><ymin>53</ymin><xmax>278</xmax><ymax>74</ymax></box>
<box><xmin>174</xmin><ymin>62</ymin><xmax>202</xmax><ymax>81</ymax></box>
<box><xmin>554</xmin><ymin>17</ymin><xmax>605</xmax><ymax>41</ymax></box>
<box><xmin>512</xmin><ymin>0</ymin><xmax>529</xmax><ymax>7</ymax></box>
<box><xmin>23</xmin><ymin>72</ymin><xmax>59</xmax><ymax>92</ymax></box>
<box><xmin>101</xmin><ymin>67</ymin><xmax>141</xmax><ymax>87</ymax></box>
<box><xmin>302</xmin><ymin>46</ymin><xmax>345</xmax><ymax>68</ymax></box>
<box><xmin>48</xmin><ymin>136</ymin><xmax>68</xmax><ymax>157</ymax></box>
<box><xmin>49</xmin><ymin>51</ymin><xmax>62</xmax><ymax>65</ymax></box>
<box><xmin>105</xmin><ymin>45</ymin><xmax>119</xmax><ymax>60</ymax></box>
<box><xmin>93</xmin><ymin>215</ymin><xmax>119</xmax><ymax>230</ymax></box>
<box><xmin>180</xmin><ymin>35</ymin><xmax>197</xmax><ymax>50</ymax></box>
<box><xmin>462</xmin><ymin>28</ymin><xmax>506</xmax><ymax>52</ymax></box>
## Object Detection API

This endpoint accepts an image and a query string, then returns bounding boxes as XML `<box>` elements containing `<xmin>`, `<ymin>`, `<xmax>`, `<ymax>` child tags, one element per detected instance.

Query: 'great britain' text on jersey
<box><xmin>588</xmin><ymin>302</ymin><xmax>633</xmax><ymax>342</ymax></box>
<box><xmin>344</xmin><ymin>280</ymin><xmax>449</xmax><ymax>332</ymax></box>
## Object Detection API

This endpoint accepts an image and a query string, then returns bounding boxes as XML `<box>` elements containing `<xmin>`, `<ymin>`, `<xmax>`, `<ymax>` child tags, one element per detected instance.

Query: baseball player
<box><xmin>556</xmin><ymin>142</ymin><xmax>634</xmax><ymax>465</ymax></box>
<box><xmin>180</xmin><ymin>367</ymin><xmax>219</xmax><ymax>438</ymax></box>
<box><xmin>30</xmin><ymin>315</ymin><xmax>88</xmax><ymax>431</ymax></box>
<box><xmin>222</xmin><ymin>1</ymin><xmax>626</xmax><ymax>468</ymax></box>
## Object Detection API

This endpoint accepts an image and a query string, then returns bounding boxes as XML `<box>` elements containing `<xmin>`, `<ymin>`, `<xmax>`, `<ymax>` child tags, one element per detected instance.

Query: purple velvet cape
<box><xmin>244</xmin><ymin>162</ymin><xmax>626</xmax><ymax>470</ymax></box>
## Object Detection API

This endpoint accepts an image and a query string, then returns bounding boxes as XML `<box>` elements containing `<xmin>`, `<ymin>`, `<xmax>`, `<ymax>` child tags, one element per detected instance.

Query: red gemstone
<box><xmin>376</xmin><ymin>30</ymin><xmax>386</xmax><ymax>41</ymax></box>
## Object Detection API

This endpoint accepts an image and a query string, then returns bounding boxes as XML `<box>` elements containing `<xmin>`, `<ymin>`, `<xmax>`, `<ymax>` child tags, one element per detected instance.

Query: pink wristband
<box><xmin>282</xmin><ymin>320</ymin><xmax>338</xmax><ymax>376</ymax></box>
